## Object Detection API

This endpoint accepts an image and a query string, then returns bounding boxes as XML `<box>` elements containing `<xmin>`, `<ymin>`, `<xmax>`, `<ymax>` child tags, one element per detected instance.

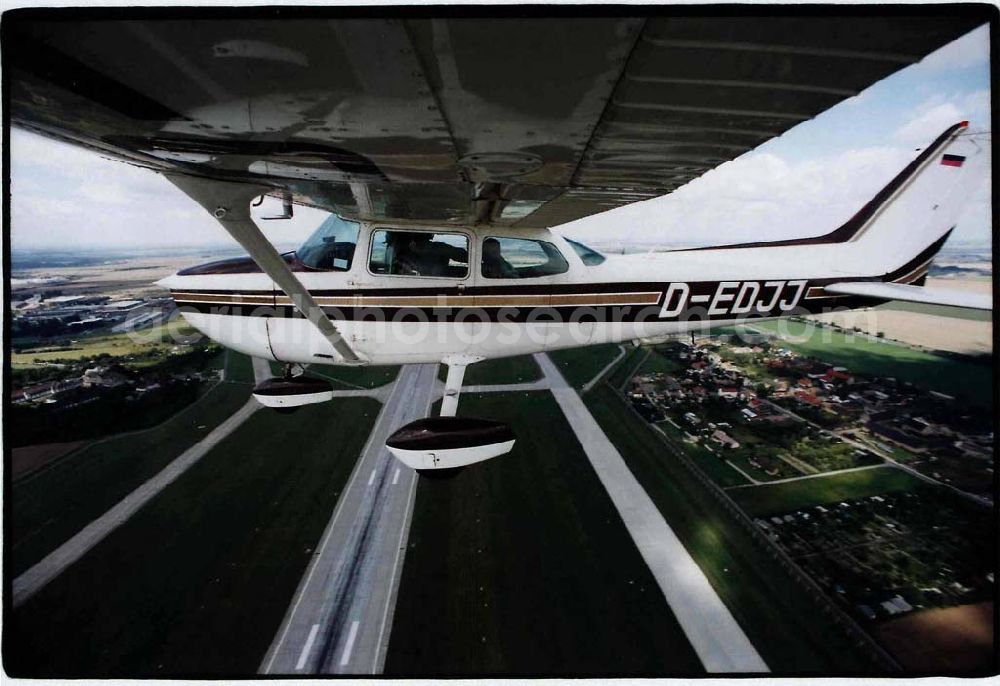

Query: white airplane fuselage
<box><xmin>159</xmin><ymin>122</ymin><xmax>982</xmax><ymax>368</ymax></box>
<box><xmin>160</xmin><ymin>224</ymin><xmax>930</xmax><ymax>366</ymax></box>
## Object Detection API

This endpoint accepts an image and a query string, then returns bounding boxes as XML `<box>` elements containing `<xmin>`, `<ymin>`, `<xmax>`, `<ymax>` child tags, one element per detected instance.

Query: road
<box><xmin>581</xmin><ymin>344</ymin><xmax>627</xmax><ymax>392</ymax></box>
<box><xmin>260</xmin><ymin>363</ymin><xmax>438</xmax><ymax>675</ymax></box>
<box><xmin>534</xmin><ymin>352</ymin><xmax>769</xmax><ymax>673</ymax></box>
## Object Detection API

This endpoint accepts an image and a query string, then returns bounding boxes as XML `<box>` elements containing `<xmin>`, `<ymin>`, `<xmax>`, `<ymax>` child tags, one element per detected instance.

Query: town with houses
<box><xmin>627</xmin><ymin>335</ymin><xmax>993</xmax><ymax>498</ymax></box>
<box><xmin>10</xmin><ymin>289</ymin><xmax>206</xmax><ymax>406</ymax></box>
<box><xmin>8</xmin><ymin>281</ymin><xmax>227</xmax><ymax>458</ymax></box>
<box><xmin>622</xmin><ymin>330</ymin><xmax>994</xmax><ymax>650</ymax></box>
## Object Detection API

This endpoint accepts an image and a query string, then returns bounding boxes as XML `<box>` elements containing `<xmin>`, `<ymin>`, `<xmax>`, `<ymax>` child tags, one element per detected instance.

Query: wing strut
<box><xmin>165</xmin><ymin>175</ymin><xmax>366</xmax><ymax>365</ymax></box>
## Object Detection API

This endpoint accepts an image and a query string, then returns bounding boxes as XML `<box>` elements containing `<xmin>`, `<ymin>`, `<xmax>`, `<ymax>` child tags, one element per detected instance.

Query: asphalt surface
<box><xmin>534</xmin><ymin>352</ymin><xmax>770</xmax><ymax>673</ymax></box>
<box><xmin>259</xmin><ymin>363</ymin><xmax>437</xmax><ymax>675</ymax></box>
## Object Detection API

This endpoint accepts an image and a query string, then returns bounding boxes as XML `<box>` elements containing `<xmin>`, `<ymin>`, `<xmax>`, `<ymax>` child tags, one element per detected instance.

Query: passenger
<box><xmin>394</xmin><ymin>232</ymin><xmax>467</xmax><ymax>276</ymax></box>
<box><xmin>481</xmin><ymin>238</ymin><xmax>517</xmax><ymax>278</ymax></box>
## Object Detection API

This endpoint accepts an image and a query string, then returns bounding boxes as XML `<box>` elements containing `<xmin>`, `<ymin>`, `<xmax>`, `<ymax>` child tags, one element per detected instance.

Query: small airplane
<box><xmin>7</xmin><ymin>11</ymin><xmax>992</xmax><ymax>473</ymax></box>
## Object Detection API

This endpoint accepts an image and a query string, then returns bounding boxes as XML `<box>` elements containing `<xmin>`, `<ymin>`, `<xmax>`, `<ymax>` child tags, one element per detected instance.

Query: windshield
<box><xmin>297</xmin><ymin>215</ymin><xmax>361</xmax><ymax>271</ymax></box>
<box><xmin>565</xmin><ymin>238</ymin><xmax>606</xmax><ymax>266</ymax></box>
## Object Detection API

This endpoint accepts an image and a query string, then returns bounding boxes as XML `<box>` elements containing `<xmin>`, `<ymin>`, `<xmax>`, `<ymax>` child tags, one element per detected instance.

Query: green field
<box><xmin>9</xmin><ymin>381</ymin><xmax>252</xmax><ymax>576</ymax></box>
<box><xmin>6</xmin><ymin>397</ymin><xmax>379</xmax><ymax>677</ymax></box>
<box><xmin>387</xmin><ymin>391</ymin><xmax>703</xmax><ymax>676</ymax></box>
<box><xmin>730</xmin><ymin>467</ymin><xmax>923</xmax><ymax>517</ymax></box>
<box><xmin>748</xmin><ymin>320</ymin><xmax>992</xmax><ymax>407</ymax></box>
<box><xmin>639</xmin><ymin>348</ymin><xmax>684</xmax><ymax>375</ymax></box>
<box><xmin>11</xmin><ymin>323</ymin><xmax>203</xmax><ymax>369</ymax></box>
<box><xmin>309</xmin><ymin>363</ymin><xmax>399</xmax><ymax>389</ymax></box>
<box><xmin>584</xmin><ymin>385</ymin><xmax>877</xmax><ymax>673</ymax></box>
<box><xmin>547</xmin><ymin>343</ymin><xmax>623</xmax><ymax>388</ymax></box>
<box><xmin>878</xmin><ymin>300</ymin><xmax>992</xmax><ymax>322</ymax></box>
<box><xmin>223</xmin><ymin>349</ymin><xmax>256</xmax><ymax>384</ymax></box>
<box><xmin>436</xmin><ymin>354</ymin><xmax>541</xmax><ymax>385</ymax></box>
<box><xmin>606</xmin><ymin>346</ymin><xmax>648</xmax><ymax>390</ymax></box>
<box><xmin>655</xmin><ymin>421</ymin><xmax>750</xmax><ymax>488</ymax></box>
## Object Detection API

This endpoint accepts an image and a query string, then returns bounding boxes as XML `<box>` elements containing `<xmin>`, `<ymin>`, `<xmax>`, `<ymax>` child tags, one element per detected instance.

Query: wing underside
<box><xmin>5</xmin><ymin>9</ymin><xmax>989</xmax><ymax>229</ymax></box>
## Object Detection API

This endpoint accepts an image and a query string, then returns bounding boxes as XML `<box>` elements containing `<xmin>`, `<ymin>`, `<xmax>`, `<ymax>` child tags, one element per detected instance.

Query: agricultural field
<box><xmin>436</xmin><ymin>354</ymin><xmax>542</xmax><ymax>386</ymax></box>
<box><xmin>728</xmin><ymin>466</ymin><xmax>922</xmax><ymax>517</ymax></box>
<box><xmin>811</xmin><ymin>305</ymin><xmax>992</xmax><ymax>356</ymax></box>
<box><xmin>746</xmin><ymin>320</ymin><xmax>992</xmax><ymax>407</ymax></box>
<box><xmin>873</xmin><ymin>602</ymin><xmax>995</xmax><ymax>674</ymax></box>
<box><xmin>11</xmin><ymin>322</ymin><xmax>205</xmax><ymax>369</ymax></box>
<box><xmin>387</xmin><ymin>391</ymin><xmax>703</xmax><ymax>676</ymax></box>
<box><xmin>7</xmin><ymin>397</ymin><xmax>380</xmax><ymax>677</ymax></box>
<box><xmin>9</xmin><ymin>381</ymin><xmax>253</xmax><ymax>576</ymax></box>
<box><xmin>547</xmin><ymin>343</ymin><xmax>623</xmax><ymax>388</ymax></box>
<box><xmin>583</xmin><ymin>385</ymin><xmax>878</xmax><ymax>673</ymax></box>
<box><xmin>638</xmin><ymin>347</ymin><xmax>684</xmax><ymax>375</ymax></box>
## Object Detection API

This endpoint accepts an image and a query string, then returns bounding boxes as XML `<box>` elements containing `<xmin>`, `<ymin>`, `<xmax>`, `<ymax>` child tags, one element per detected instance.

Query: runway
<box><xmin>534</xmin><ymin>352</ymin><xmax>769</xmax><ymax>673</ymax></box>
<box><xmin>260</xmin><ymin>363</ymin><xmax>438</xmax><ymax>675</ymax></box>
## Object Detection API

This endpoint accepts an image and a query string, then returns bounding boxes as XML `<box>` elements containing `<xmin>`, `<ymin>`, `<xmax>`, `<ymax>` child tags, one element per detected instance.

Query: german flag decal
<box><xmin>941</xmin><ymin>153</ymin><xmax>966</xmax><ymax>167</ymax></box>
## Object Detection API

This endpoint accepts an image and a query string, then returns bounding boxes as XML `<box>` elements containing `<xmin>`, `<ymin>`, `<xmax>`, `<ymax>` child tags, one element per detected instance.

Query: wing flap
<box><xmin>825</xmin><ymin>281</ymin><xmax>992</xmax><ymax>311</ymax></box>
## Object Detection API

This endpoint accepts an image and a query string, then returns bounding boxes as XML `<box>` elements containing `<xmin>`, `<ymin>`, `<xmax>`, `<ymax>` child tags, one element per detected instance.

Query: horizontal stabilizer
<box><xmin>825</xmin><ymin>281</ymin><xmax>992</xmax><ymax>311</ymax></box>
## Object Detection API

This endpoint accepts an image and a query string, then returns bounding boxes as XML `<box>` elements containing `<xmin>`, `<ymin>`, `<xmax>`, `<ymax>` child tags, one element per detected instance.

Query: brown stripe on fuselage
<box><xmin>171</xmin><ymin>291</ymin><xmax>274</xmax><ymax>305</ymax></box>
<box><xmin>173</xmin><ymin>290</ymin><xmax>662</xmax><ymax>309</ymax></box>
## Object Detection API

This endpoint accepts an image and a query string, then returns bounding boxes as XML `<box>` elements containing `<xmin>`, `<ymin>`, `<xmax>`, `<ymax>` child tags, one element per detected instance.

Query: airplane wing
<box><xmin>824</xmin><ymin>281</ymin><xmax>993</xmax><ymax>311</ymax></box>
<box><xmin>6</xmin><ymin>9</ymin><xmax>990</xmax><ymax>231</ymax></box>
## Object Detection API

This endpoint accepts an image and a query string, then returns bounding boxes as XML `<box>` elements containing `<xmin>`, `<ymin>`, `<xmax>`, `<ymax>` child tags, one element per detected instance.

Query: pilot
<box><xmin>481</xmin><ymin>237</ymin><xmax>517</xmax><ymax>278</ymax></box>
<box><xmin>394</xmin><ymin>232</ymin><xmax>468</xmax><ymax>276</ymax></box>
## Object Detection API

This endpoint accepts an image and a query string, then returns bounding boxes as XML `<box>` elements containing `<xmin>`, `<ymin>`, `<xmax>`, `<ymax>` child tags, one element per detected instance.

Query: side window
<box><xmin>481</xmin><ymin>236</ymin><xmax>569</xmax><ymax>279</ymax></box>
<box><xmin>369</xmin><ymin>230</ymin><xmax>469</xmax><ymax>278</ymax></box>
<box><xmin>296</xmin><ymin>215</ymin><xmax>361</xmax><ymax>271</ymax></box>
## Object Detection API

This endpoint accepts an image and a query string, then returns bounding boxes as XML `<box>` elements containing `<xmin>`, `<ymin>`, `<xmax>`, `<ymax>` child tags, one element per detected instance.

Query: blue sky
<box><xmin>10</xmin><ymin>24</ymin><xmax>991</xmax><ymax>251</ymax></box>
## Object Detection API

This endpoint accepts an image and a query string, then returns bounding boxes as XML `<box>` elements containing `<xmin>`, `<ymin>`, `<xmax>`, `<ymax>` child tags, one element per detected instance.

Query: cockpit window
<box><xmin>297</xmin><ymin>215</ymin><xmax>361</xmax><ymax>271</ymax></box>
<box><xmin>481</xmin><ymin>236</ymin><xmax>569</xmax><ymax>279</ymax></box>
<box><xmin>369</xmin><ymin>230</ymin><xmax>469</xmax><ymax>278</ymax></box>
<box><xmin>565</xmin><ymin>238</ymin><xmax>606</xmax><ymax>266</ymax></box>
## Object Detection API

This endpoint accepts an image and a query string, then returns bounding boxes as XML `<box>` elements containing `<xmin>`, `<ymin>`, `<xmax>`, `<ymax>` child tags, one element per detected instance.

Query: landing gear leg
<box><xmin>281</xmin><ymin>362</ymin><xmax>305</xmax><ymax>380</ymax></box>
<box><xmin>440</xmin><ymin>353</ymin><xmax>483</xmax><ymax>417</ymax></box>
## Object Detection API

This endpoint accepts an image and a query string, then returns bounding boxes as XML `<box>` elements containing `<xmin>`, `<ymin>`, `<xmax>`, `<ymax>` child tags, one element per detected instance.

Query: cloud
<box><xmin>893</xmin><ymin>103</ymin><xmax>964</xmax><ymax>146</ymax></box>
<box><xmin>893</xmin><ymin>90</ymin><xmax>990</xmax><ymax>146</ymax></box>
<box><xmin>10</xmin><ymin>129</ymin><xmax>326</xmax><ymax>249</ymax></box>
<box><xmin>560</xmin><ymin>144</ymin><xmax>919</xmax><ymax>247</ymax></box>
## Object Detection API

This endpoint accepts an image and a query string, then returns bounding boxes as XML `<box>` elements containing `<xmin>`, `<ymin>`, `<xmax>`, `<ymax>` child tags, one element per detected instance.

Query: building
<box><xmin>710</xmin><ymin>429</ymin><xmax>740</xmax><ymax>449</ymax></box>
<box><xmin>82</xmin><ymin>366</ymin><xmax>129</xmax><ymax>389</ymax></box>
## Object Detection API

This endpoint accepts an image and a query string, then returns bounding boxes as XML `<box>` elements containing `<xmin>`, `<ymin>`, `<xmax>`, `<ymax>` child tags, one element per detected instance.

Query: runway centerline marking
<box><xmin>296</xmin><ymin>624</ymin><xmax>320</xmax><ymax>671</ymax></box>
<box><xmin>372</xmin><ymin>368</ymin><xmax>436</xmax><ymax>672</ymax></box>
<box><xmin>339</xmin><ymin>620</ymin><xmax>360</xmax><ymax>667</ymax></box>
<box><xmin>261</xmin><ymin>374</ymin><xmax>402</xmax><ymax>673</ymax></box>
<box><xmin>392</xmin><ymin>467</ymin><xmax>400</xmax><ymax>485</ymax></box>
<box><xmin>367</xmin><ymin>469</ymin><xmax>377</xmax><ymax>486</ymax></box>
